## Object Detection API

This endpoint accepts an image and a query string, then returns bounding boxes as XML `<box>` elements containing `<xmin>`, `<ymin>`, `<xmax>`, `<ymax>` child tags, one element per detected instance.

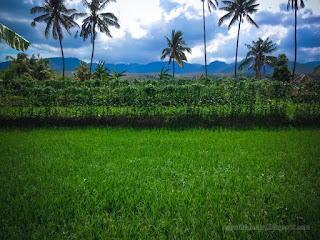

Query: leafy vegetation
<box><xmin>0</xmin><ymin>76</ymin><xmax>319</xmax><ymax>127</ymax></box>
<box><xmin>1</xmin><ymin>127</ymin><xmax>319</xmax><ymax>239</ymax></box>
<box><xmin>272</xmin><ymin>54</ymin><xmax>292</xmax><ymax>82</ymax></box>
<box><xmin>0</xmin><ymin>23</ymin><xmax>30</xmax><ymax>51</ymax></box>
<box><xmin>239</xmin><ymin>37</ymin><xmax>277</xmax><ymax>80</ymax></box>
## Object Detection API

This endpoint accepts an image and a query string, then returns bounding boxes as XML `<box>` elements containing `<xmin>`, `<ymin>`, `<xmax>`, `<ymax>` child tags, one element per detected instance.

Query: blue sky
<box><xmin>0</xmin><ymin>0</ymin><xmax>319</xmax><ymax>64</ymax></box>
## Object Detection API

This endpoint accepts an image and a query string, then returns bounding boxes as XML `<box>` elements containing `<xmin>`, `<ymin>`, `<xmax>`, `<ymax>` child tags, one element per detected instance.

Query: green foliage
<box><xmin>272</xmin><ymin>54</ymin><xmax>292</xmax><ymax>82</ymax></box>
<box><xmin>112</xmin><ymin>64</ymin><xmax>127</xmax><ymax>81</ymax></box>
<box><xmin>4</xmin><ymin>53</ymin><xmax>54</xmax><ymax>81</ymax></box>
<box><xmin>74</xmin><ymin>61</ymin><xmax>90</xmax><ymax>81</ymax></box>
<box><xmin>239</xmin><ymin>37</ymin><xmax>277</xmax><ymax>80</ymax></box>
<box><xmin>158</xmin><ymin>67</ymin><xmax>172</xmax><ymax>80</ymax></box>
<box><xmin>161</xmin><ymin>30</ymin><xmax>192</xmax><ymax>78</ymax></box>
<box><xmin>93</xmin><ymin>60</ymin><xmax>111</xmax><ymax>80</ymax></box>
<box><xmin>0</xmin><ymin>23</ymin><xmax>30</xmax><ymax>50</ymax></box>
<box><xmin>1</xmin><ymin>77</ymin><xmax>319</xmax><ymax>125</ymax></box>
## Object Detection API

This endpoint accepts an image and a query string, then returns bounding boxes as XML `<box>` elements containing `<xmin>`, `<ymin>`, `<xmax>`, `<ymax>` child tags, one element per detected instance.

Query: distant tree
<box><xmin>0</xmin><ymin>23</ymin><xmax>30</xmax><ymax>51</ymax></box>
<box><xmin>31</xmin><ymin>0</ymin><xmax>80</xmax><ymax>80</ymax></box>
<box><xmin>287</xmin><ymin>0</ymin><xmax>305</xmax><ymax>81</ymax></box>
<box><xmin>6</xmin><ymin>53</ymin><xmax>31</xmax><ymax>76</ymax></box>
<box><xmin>160</xmin><ymin>30</ymin><xmax>192</xmax><ymax>78</ymax></box>
<box><xmin>201</xmin><ymin>0</ymin><xmax>218</xmax><ymax>76</ymax></box>
<box><xmin>75</xmin><ymin>61</ymin><xmax>90</xmax><ymax>81</ymax></box>
<box><xmin>272</xmin><ymin>54</ymin><xmax>291</xmax><ymax>82</ymax></box>
<box><xmin>79</xmin><ymin>0</ymin><xmax>120</xmax><ymax>73</ymax></box>
<box><xmin>239</xmin><ymin>37</ymin><xmax>277</xmax><ymax>80</ymax></box>
<box><xmin>30</xmin><ymin>54</ymin><xmax>54</xmax><ymax>80</ymax></box>
<box><xmin>218</xmin><ymin>0</ymin><xmax>259</xmax><ymax>79</ymax></box>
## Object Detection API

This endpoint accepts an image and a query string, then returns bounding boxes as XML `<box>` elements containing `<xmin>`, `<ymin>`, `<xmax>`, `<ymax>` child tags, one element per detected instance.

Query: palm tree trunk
<box><xmin>292</xmin><ymin>5</ymin><xmax>297</xmax><ymax>81</ymax></box>
<box><xmin>173</xmin><ymin>59</ymin><xmax>175</xmax><ymax>78</ymax></box>
<box><xmin>59</xmin><ymin>37</ymin><xmax>65</xmax><ymax>80</ymax></box>
<box><xmin>203</xmin><ymin>1</ymin><xmax>208</xmax><ymax>76</ymax></box>
<box><xmin>90</xmin><ymin>36</ymin><xmax>95</xmax><ymax>74</ymax></box>
<box><xmin>235</xmin><ymin>16</ymin><xmax>242</xmax><ymax>79</ymax></box>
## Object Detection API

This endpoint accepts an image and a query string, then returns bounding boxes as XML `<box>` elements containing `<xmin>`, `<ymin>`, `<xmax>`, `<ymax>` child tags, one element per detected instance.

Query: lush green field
<box><xmin>1</xmin><ymin>127</ymin><xmax>319</xmax><ymax>239</ymax></box>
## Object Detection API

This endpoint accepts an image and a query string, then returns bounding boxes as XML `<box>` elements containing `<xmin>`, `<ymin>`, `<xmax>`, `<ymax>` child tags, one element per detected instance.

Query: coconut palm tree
<box><xmin>30</xmin><ymin>0</ymin><xmax>80</xmax><ymax>80</ymax></box>
<box><xmin>201</xmin><ymin>0</ymin><xmax>218</xmax><ymax>76</ymax></box>
<box><xmin>79</xmin><ymin>0</ymin><xmax>120</xmax><ymax>73</ymax></box>
<box><xmin>287</xmin><ymin>0</ymin><xmax>305</xmax><ymax>81</ymax></box>
<box><xmin>160</xmin><ymin>30</ymin><xmax>192</xmax><ymax>78</ymax></box>
<box><xmin>239</xmin><ymin>37</ymin><xmax>277</xmax><ymax>80</ymax></box>
<box><xmin>218</xmin><ymin>0</ymin><xmax>259</xmax><ymax>79</ymax></box>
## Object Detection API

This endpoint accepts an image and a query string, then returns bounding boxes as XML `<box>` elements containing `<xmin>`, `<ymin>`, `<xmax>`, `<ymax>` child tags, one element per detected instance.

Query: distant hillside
<box><xmin>0</xmin><ymin>57</ymin><xmax>318</xmax><ymax>74</ymax></box>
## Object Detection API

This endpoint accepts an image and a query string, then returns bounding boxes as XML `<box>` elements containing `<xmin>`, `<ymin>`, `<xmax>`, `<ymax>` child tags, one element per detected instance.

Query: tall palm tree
<box><xmin>79</xmin><ymin>0</ymin><xmax>120</xmax><ymax>73</ymax></box>
<box><xmin>201</xmin><ymin>0</ymin><xmax>218</xmax><ymax>76</ymax></box>
<box><xmin>287</xmin><ymin>0</ymin><xmax>305</xmax><ymax>81</ymax></box>
<box><xmin>218</xmin><ymin>0</ymin><xmax>259</xmax><ymax>79</ymax></box>
<box><xmin>239</xmin><ymin>37</ymin><xmax>277</xmax><ymax>80</ymax></box>
<box><xmin>30</xmin><ymin>0</ymin><xmax>80</xmax><ymax>79</ymax></box>
<box><xmin>160</xmin><ymin>30</ymin><xmax>192</xmax><ymax>78</ymax></box>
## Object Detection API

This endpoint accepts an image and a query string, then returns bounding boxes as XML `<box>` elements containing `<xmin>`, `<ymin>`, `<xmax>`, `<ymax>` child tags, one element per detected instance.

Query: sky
<box><xmin>0</xmin><ymin>0</ymin><xmax>320</xmax><ymax>64</ymax></box>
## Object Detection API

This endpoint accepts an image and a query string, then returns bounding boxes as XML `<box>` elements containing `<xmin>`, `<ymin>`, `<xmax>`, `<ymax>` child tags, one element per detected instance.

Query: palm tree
<box><xmin>160</xmin><ymin>30</ymin><xmax>192</xmax><ymax>78</ymax></box>
<box><xmin>201</xmin><ymin>0</ymin><xmax>218</xmax><ymax>76</ymax></box>
<box><xmin>287</xmin><ymin>0</ymin><xmax>305</xmax><ymax>81</ymax></box>
<box><xmin>239</xmin><ymin>37</ymin><xmax>277</xmax><ymax>80</ymax></box>
<box><xmin>6</xmin><ymin>53</ymin><xmax>31</xmax><ymax>76</ymax></box>
<box><xmin>79</xmin><ymin>0</ymin><xmax>120</xmax><ymax>73</ymax></box>
<box><xmin>31</xmin><ymin>0</ymin><xmax>80</xmax><ymax>80</ymax></box>
<box><xmin>218</xmin><ymin>0</ymin><xmax>259</xmax><ymax>79</ymax></box>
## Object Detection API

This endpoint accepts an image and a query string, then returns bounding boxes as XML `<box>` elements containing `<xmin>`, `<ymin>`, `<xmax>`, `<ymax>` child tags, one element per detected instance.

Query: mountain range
<box><xmin>0</xmin><ymin>57</ymin><xmax>318</xmax><ymax>74</ymax></box>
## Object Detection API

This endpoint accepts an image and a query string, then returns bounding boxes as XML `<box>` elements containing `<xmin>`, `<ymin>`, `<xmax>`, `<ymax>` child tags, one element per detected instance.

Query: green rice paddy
<box><xmin>0</xmin><ymin>127</ymin><xmax>319</xmax><ymax>239</ymax></box>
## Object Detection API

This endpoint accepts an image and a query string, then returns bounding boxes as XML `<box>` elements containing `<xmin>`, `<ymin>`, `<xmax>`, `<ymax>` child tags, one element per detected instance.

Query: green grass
<box><xmin>0</xmin><ymin>127</ymin><xmax>319</xmax><ymax>239</ymax></box>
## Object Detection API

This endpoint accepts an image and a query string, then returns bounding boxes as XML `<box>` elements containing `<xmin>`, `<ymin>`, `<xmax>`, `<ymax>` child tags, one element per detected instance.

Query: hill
<box><xmin>0</xmin><ymin>57</ymin><xmax>318</xmax><ymax>74</ymax></box>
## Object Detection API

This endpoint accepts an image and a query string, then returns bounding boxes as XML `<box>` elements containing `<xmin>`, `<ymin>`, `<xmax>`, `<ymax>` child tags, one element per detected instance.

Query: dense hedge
<box><xmin>1</xmin><ymin>77</ymin><xmax>319</xmax><ymax>126</ymax></box>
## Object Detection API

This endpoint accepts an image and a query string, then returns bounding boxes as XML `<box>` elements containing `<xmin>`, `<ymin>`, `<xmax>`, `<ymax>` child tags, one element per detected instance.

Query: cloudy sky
<box><xmin>1</xmin><ymin>0</ymin><xmax>320</xmax><ymax>64</ymax></box>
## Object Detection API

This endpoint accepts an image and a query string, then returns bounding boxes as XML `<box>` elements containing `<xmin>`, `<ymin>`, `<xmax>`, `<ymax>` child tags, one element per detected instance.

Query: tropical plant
<box><xmin>218</xmin><ymin>0</ymin><xmax>259</xmax><ymax>79</ymax></box>
<box><xmin>0</xmin><ymin>23</ymin><xmax>30</xmax><ymax>51</ymax></box>
<box><xmin>6</xmin><ymin>53</ymin><xmax>31</xmax><ymax>76</ymax></box>
<box><xmin>272</xmin><ymin>54</ymin><xmax>292</xmax><ymax>82</ymax></box>
<box><xmin>30</xmin><ymin>54</ymin><xmax>54</xmax><ymax>80</ymax></box>
<box><xmin>239</xmin><ymin>37</ymin><xmax>277</xmax><ymax>80</ymax></box>
<box><xmin>30</xmin><ymin>0</ymin><xmax>80</xmax><ymax>80</ymax></box>
<box><xmin>287</xmin><ymin>0</ymin><xmax>305</xmax><ymax>81</ymax></box>
<box><xmin>75</xmin><ymin>61</ymin><xmax>90</xmax><ymax>81</ymax></box>
<box><xmin>160</xmin><ymin>30</ymin><xmax>192</xmax><ymax>78</ymax></box>
<box><xmin>93</xmin><ymin>60</ymin><xmax>111</xmax><ymax>79</ymax></box>
<box><xmin>79</xmin><ymin>0</ymin><xmax>120</xmax><ymax>73</ymax></box>
<box><xmin>158</xmin><ymin>67</ymin><xmax>172</xmax><ymax>80</ymax></box>
<box><xmin>201</xmin><ymin>0</ymin><xmax>218</xmax><ymax>76</ymax></box>
<box><xmin>112</xmin><ymin>64</ymin><xmax>126</xmax><ymax>81</ymax></box>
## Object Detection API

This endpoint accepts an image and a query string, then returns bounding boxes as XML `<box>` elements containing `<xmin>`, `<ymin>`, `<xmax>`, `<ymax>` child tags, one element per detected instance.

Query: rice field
<box><xmin>0</xmin><ymin>127</ymin><xmax>319</xmax><ymax>239</ymax></box>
